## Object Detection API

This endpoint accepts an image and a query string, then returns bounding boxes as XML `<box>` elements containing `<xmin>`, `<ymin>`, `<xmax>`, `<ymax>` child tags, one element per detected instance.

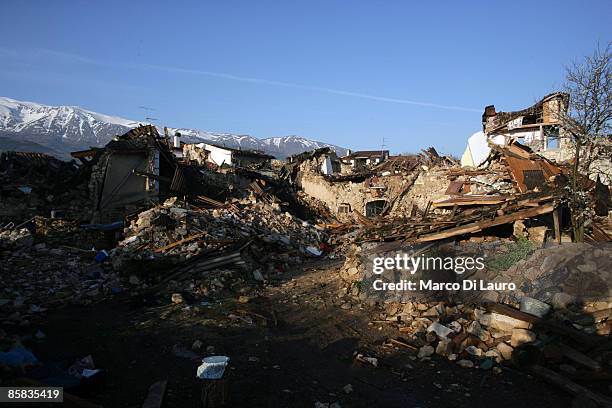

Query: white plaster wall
<box><xmin>205</xmin><ymin>144</ymin><xmax>233</xmax><ymax>166</ymax></box>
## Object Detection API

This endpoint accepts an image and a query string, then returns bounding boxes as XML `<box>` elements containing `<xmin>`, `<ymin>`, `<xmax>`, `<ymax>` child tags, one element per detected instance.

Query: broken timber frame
<box><xmin>416</xmin><ymin>201</ymin><xmax>556</xmax><ymax>242</ymax></box>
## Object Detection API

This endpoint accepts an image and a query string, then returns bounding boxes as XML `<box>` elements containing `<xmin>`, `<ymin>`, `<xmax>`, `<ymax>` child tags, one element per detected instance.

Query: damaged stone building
<box><xmin>483</xmin><ymin>92</ymin><xmax>571</xmax><ymax>161</ymax></box>
<box><xmin>284</xmin><ymin>148</ymin><xmax>454</xmax><ymax>220</ymax></box>
<box><xmin>341</xmin><ymin>149</ymin><xmax>390</xmax><ymax>171</ymax></box>
<box><xmin>71</xmin><ymin>125</ymin><xmax>215</xmax><ymax>222</ymax></box>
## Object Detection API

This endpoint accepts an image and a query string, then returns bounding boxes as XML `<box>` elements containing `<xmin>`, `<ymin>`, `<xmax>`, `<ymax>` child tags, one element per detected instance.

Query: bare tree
<box><xmin>559</xmin><ymin>43</ymin><xmax>612</xmax><ymax>242</ymax></box>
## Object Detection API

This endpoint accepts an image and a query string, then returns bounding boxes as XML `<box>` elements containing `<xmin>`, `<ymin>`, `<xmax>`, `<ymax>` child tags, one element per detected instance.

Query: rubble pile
<box><xmin>116</xmin><ymin>197</ymin><xmax>325</xmax><ymax>260</ymax></box>
<box><xmin>0</xmin><ymin>241</ymin><xmax>120</xmax><ymax>325</ymax></box>
<box><xmin>0</xmin><ymin>151</ymin><xmax>90</xmax><ymax>223</ymax></box>
<box><xmin>337</xmin><ymin>242</ymin><xmax>612</xmax><ymax>390</ymax></box>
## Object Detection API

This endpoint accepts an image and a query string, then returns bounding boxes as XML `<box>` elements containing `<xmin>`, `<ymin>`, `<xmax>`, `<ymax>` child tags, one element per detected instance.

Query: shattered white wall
<box><xmin>205</xmin><ymin>144</ymin><xmax>233</xmax><ymax>167</ymax></box>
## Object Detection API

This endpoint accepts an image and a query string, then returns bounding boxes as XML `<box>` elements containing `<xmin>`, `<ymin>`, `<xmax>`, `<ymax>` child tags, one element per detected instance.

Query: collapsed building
<box><xmin>71</xmin><ymin>126</ymin><xmax>212</xmax><ymax>222</ymax></box>
<box><xmin>0</xmin><ymin>151</ymin><xmax>90</xmax><ymax>223</ymax></box>
<box><xmin>340</xmin><ymin>149</ymin><xmax>390</xmax><ymax>171</ymax></box>
<box><xmin>282</xmin><ymin>147</ymin><xmax>456</xmax><ymax>220</ymax></box>
<box><xmin>0</xmin><ymin>96</ymin><xmax>611</xmax><ymax>407</ymax></box>
<box><xmin>182</xmin><ymin>142</ymin><xmax>274</xmax><ymax>169</ymax></box>
<box><xmin>462</xmin><ymin>92</ymin><xmax>573</xmax><ymax>167</ymax></box>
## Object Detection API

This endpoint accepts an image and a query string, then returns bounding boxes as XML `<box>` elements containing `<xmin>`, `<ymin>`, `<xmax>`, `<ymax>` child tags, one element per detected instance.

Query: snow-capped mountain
<box><xmin>0</xmin><ymin>97</ymin><xmax>138</xmax><ymax>152</ymax></box>
<box><xmin>0</xmin><ymin>97</ymin><xmax>348</xmax><ymax>159</ymax></box>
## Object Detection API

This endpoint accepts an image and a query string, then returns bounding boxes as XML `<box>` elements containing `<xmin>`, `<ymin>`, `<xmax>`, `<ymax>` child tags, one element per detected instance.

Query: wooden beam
<box><xmin>432</xmin><ymin>196</ymin><xmax>509</xmax><ymax>208</ymax></box>
<box><xmin>142</xmin><ymin>380</ymin><xmax>167</xmax><ymax>408</ymax></box>
<box><xmin>530</xmin><ymin>365</ymin><xmax>612</xmax><ymax>406</ymax></box>
<box><xmin>417</xmin><ymin>202</ymin><xmax>555</xmax><ymax>242</ymax></box>
<box><xmin>154</xmin><ymin>232</ymin><xmax>206</xmax><ymax>253</ymax></box>
<box><xmin>553</xmin><ymin>207</ymin><xmax>561</xmax><ymax>244</ymax></box>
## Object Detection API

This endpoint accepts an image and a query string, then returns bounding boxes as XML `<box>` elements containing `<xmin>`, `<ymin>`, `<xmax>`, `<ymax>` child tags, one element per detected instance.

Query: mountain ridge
<box><xmin>0</xmin><ymin>97</ymin><xmax>348</xmax><ymax>159</ymax></box>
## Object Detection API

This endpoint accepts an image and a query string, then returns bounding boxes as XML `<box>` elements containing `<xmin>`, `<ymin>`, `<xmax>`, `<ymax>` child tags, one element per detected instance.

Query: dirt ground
<box><xmin>21</xmin><ymin>260</ymin><xmax>571</xmax><ymax>408</ymax></box>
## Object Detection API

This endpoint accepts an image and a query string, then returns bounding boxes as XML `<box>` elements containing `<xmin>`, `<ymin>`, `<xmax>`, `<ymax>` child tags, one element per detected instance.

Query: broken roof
<box><xmin>104</xmin><ymin>125</ymin><xmax>162</xmax><ymax>152</ymax></box>
<box><xmin>343</xmin><ymin>150</ymin><xmax>389</xmax><ymax>159</ymax></box>
<box><xmin>204</xmin><ymin>143</ymin><xmax>275</xmax><ymax>159</ymax></box>
<box><xmin>287</xmin><ymin>147</ymin><xmax>336</xmax><ymax>163</ymax></box>
<box><xmin>483</xmin><ymin>92</ymin><xmax>569</xmax><ymax>134</ymax></box>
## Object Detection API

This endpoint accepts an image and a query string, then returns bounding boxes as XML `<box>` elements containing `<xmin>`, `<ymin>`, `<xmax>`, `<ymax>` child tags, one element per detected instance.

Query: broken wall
<box><xmin>296</xmin><ymin>167</ymin><xmax>450</xmax><ymax>219</ymax></box>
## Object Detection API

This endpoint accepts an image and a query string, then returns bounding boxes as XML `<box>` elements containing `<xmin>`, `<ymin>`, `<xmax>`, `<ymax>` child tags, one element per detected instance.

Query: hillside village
<box><xmin>1</xmin><ymin>92</ymin><xmax>611</xmax><ymax>407</ymax></box>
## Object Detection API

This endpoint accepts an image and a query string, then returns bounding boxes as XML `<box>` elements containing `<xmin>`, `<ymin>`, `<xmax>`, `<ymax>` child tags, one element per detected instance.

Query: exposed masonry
<box><xmin>289</xmin><ymin>147</ymin><xmax>453</xmax><ymax>221</ymax></box>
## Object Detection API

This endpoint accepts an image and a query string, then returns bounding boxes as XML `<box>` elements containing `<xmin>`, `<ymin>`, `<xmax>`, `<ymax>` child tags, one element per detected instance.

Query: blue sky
<box><xmin>1</xmin><ymin>1</ymin><xmax>610</xmax><ymax>155</ymax></box>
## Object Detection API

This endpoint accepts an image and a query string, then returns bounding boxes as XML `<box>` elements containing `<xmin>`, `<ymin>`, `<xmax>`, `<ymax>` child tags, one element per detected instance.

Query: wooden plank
<box><xmin>530</xmin><ymin>365</ymin><xmax>612</xmax><ymax>406</ymax></box>
<box><xmin>558</xmin><ymin>344</ymin><xmax>601</xmax><ymax>371</ymax></box>
<box><xmin>432</xmin><ymin>195</ymin><xmax>509</xmax><ymax>208</ymax></box>
<box><xmin>154</xmin><ymin>232</ymin><xmax>206</xmax><ymax>253</ymax></box>
<box><xmin>553</xmin><ymin>207</ymin><xmax>561</xmax><ymax>244</ymax></box>
<box><xmin>387</xmin><ymin>338</ymin><xmax>418</xmax><ymax>350</ymax></box>
<box><xmin>417</xmin><ymin>202</ymin><xmax>555</xmax><ymax>242</ymax></box>
<box><xmin>445</xmin><ymin>181</ymin><xmax>464</xmax><ymax>195</ymax></box>
<box><xmin>142</xmin><ymin>380</ymin><xmax>168</xmax><ymax>408</ymax></box>
<box><xmin>354</xmin><ymin>210</ymin><xmax>376</xmax><ymax>227</ymax></box>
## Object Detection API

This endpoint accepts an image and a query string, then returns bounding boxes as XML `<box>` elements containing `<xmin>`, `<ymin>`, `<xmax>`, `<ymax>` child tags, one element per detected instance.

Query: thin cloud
<box><xmin>5</xmin><ymin>47</ymin><xmax>481</xmax><ymax>112</ymax></box>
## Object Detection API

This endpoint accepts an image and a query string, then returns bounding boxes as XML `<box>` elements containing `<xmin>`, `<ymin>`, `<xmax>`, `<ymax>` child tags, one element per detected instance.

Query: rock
<box><xmin>540</xmin><ymin>254</ymin><xmax>565</xmax><ymax>273</ymax></box>
<box><xmin>436</xmin><ymin>339</ymin><xmax>452</xmax><ymax>356</ymax></box>
<box><xmin>192</xmin><ymin>340</ymin><xmax>203</xmax><ymax>350</ymax></box>
<box><xmin>422</xmin><ymin>304</ymin><xmax>444</xmax><ymax>317</ymax></box>
<box><xmin>205</xmin><ymin>345</ymin><xmax>215</xmax><ymax>354</ymax></box>
<box><xmin>465</xmin><ymin>346</ymin><xmax>482</xmax><ymax>357</ymax></box>
<box><xmin>171</xmin><ymin>293</ymin><xmax>184</xmax><ymax>304</ymax></box>
<box><xmin>478</xmin><ymin>313</ymin><xmax>492</xmax><ymax>327</ymax></box>
<box><xmin>479</xmin><ymin>359</ymin><xmax>493</xmax><ymax>370</ymax></box>
<box><xmin>252</xmin><ymin>269</ymin><xmax>264</xmax><ymax>282</ymax></box>
<box><xmin>523</xmin><ymin>267</ymin><xmax>543</xmax><ymax>281</ymax></box>
<box><xmin>385</xmin><ymin>303</ymin><xmax>399</xmax><ymax>316</ymax></box>
<box><xmin>340</xmin><ymin>302</ymin><xmax>351</xmax><ymax>310</ymax></box>
<box><xmin>457</xmin><ymin>359</ymin><xmax>474</xmax><ymax>368</ymax></box>
<box><xmin>513</xmin><ymin>220</ymin><xmax>527</xmax><ymax>238</ymax></box>
<box><xmin>485</xmin><ymin>349</ymin><xmax>502</xmax><ymax>363</ymax></box>
<box><xmin>343</xmin><ymin>384</ymin><xmax>353</xmax><ymax>394</ymax></box>
<box><xmin>552</xmin><ymin>292</ymin><xmax>576</xmax><ymax>310</ymax></box>
<box><xmin>427</xmin><ymin>322</ymin><xmax>452</xmax><ymax>339</ymax></box>
<box><xmin>480</xmin><ymin>291</ymin><xmax>500</xmax><ymax>303</ymax></box>
<box><xmin>128</xmin><ymin>275</ymin><xmax>140</xmax><ymax>285</ymax></box>
<box><xmin>448</xmin><ymin>321</ymin><xmax>463</xmax><ymax>334</ymax></box>
<box><xmin>467</xmin><ymin>321</ymin><xmax>490</xmax><ymax>342</ymax></box>
<box><xmin>520</xmin><ymin>297</ymin><xmax>551</xmax><ymax>318</ymax></box>
<box><xmin>496</xmin><ymin>342</ymin><xmax>514</xmax><ymax>360</ymax></box>
<box><xmin>527</xmin><ymin>226</ymin><xmax>548</xmax><ymax>245</ymax></box>
<box><xmin>510</xmin><ymin>329</ymin><xmax>537</xmax><ymax>347</ymax></box>
<box><xmin>418</xmin><ymin>345</ymin><xmax>435</xmax><ymax>358</ymax></box>
<box><xmin>577</xmin><ymin>263</ymin><xmax>596</xmax><ymax>273</ymax></box>
<box><xmin>487</xmin><ymin>313</ymin><xmax>531</xmax><ymax>332</ymax></box>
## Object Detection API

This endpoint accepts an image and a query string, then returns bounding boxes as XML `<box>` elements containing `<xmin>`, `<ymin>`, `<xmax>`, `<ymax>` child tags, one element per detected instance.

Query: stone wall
<box><xmin>296</xmin><ymin>164</ymin><xmax>451</xmax><ymax>219</ymax></box>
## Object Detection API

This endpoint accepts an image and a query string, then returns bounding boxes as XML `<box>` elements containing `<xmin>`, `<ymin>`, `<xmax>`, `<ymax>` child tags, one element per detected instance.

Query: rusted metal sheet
<box><xmin>503</xmin><ymin>154</ymin><xmax>562</xmax><ymax>193</ymax></box>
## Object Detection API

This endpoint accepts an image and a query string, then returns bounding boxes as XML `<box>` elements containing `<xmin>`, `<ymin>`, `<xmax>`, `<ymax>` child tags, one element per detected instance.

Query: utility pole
<box><xmin>381</xmin><ymin>136</ymin><xmax>388</xmax><ymax>159</ymax></box>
